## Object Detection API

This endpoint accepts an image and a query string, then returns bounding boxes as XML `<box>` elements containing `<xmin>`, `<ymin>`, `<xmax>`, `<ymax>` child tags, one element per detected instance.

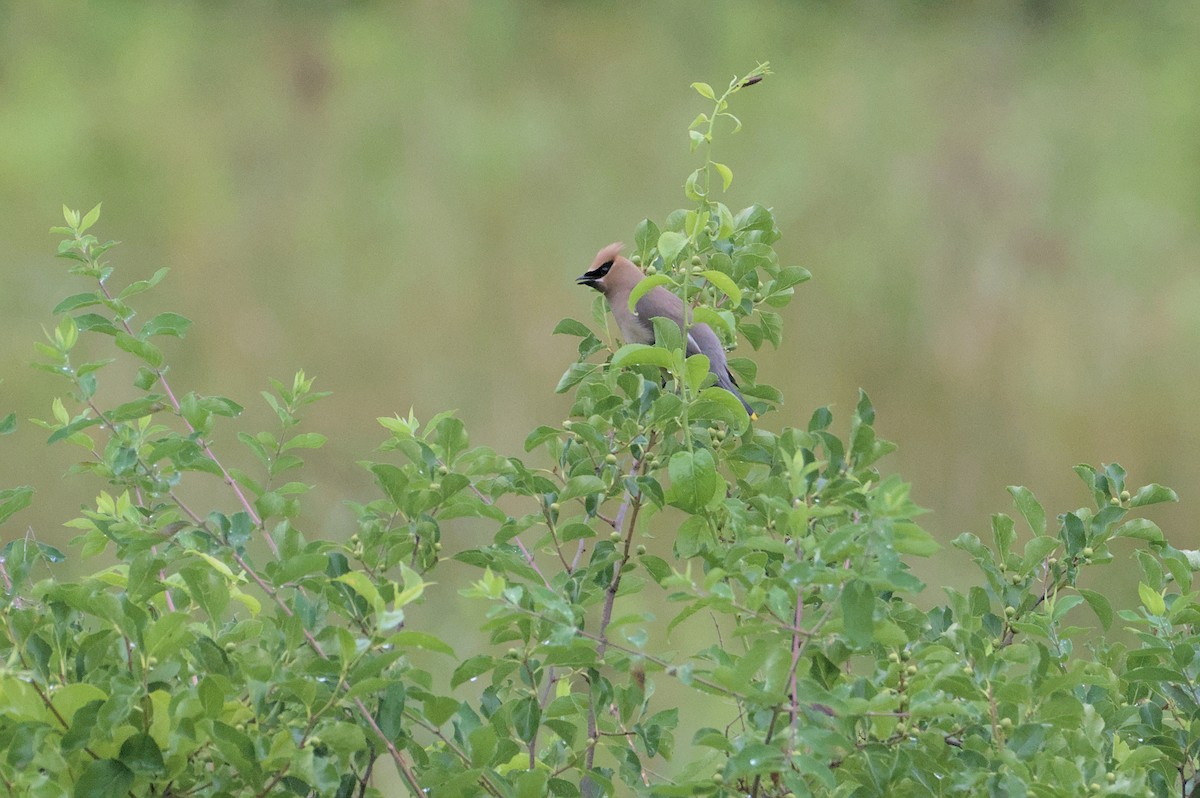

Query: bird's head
<box><xmin>576</xmin><ymin>242</ymin><xmax>641</xmax><ymax>296</ymax></box>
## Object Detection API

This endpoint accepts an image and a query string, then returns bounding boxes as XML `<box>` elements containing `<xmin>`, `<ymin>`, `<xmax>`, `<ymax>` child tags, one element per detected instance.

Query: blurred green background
<box><xmin>3</xmin><ymin>2</ymin><xmax>1199</xmax><ymax>597</ymax></box>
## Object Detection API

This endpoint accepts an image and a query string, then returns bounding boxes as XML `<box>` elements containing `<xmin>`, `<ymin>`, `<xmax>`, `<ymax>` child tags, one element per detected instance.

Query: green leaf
<box><xmin>775</xmin><ymin>266</ymin><xmax>811</xmax><ymax>290</ymax></box>
<box><xmin>893</xmin><ymin>522</ymin><xmax>940</xmax><ymax>556</ymax></box>
<box><xmin>735</xmin><ymin>204</ymin><xmax>775</xmax><ymax>232</ymax></box>
<box><xmin>114</xmin><ymin>332</ymin><xmax>164</xmax><ymax>368</ymax></box>
<box><xmin>683</xmin><ymin>353</ymin><xmax>710</xmax><ymax>393</ymax></box>
<box><xmin>611</xmin><ymin>344</ymin><xmax>675</xmax><ymax>371</ymax></box>
<box><xmin>371</xmin><ymin>464</ymin><xmax>409</xmax><ymax>505</ymax></box>
<box><xmin>693</xmin><ymin>305</ymin><xmax>734</xmax><ymax>338</ymax></box>
<box><xmin>1137</xmin><ymin>582</ymin><xmax>1165</xmax><ymax>616</ymax></box>
<box><xmin>560</xmin><ymin>475</ymin><xmax>606</xmax><ymax>502</ymax></box>
<box><xmin>0</xmin><ymin>413</ymin><xmax>15</xmax><ymax>435</ymax></box>
<box><xmin>1007</xmin><ymin>486</ymin><xmax>1046</xmax><ymax>536</ymax></box>
<box><xmin>841</xmin><ymin>579</ymin><xmax>874</xmax><ymax>647</ymax></box>
<box><xmin>524</xmin><ymin>425</ymin><xmax>561</xmax><ymax>452</ymax></box>
<box><xmin>141</xmin><ymin>312</ymin><xmax>192</xmax><ymax>338</ymax></box>
<box><xmin>53</xmin><ymin>292</ymin><xmax>102</xmax><ymax>314</ymax></box>
<box><xmin>452</xmin><ymin>654</ymin><xmax>496</xmax><ymax>689</ymax></box>
<box><xmin>47</xmin><ymin>415</ymin><xmax>102</xmax><ymax>444</ymax></box>
<box><xmin>390</xmin><ymin>631</ymin><xmax>455</xmax><ymax>656</ymax></box>
<box><xmin>76</xmin><ymin>759</ymin><xmax>134</xmax><ymax>798</ymax></box>
<box><xmin>133</xmin><ymin>367</ymin><xmax>159</xmax><ymax>391</ymax></box>
<box><xmin>691</xmin><ymin>81</ymin><xmax>715</xmax><ymax>100</ymax></box>
<box><xmin>1129</xmin><ymin>483</ymin><xmax>1178</xmax><ymax>507</ymax></box>
<box><xmin>1021</xmin><ymin>536</ymin><xmax>1060</xmax><ymax>569</ymax></box>
<box><xmin>118</xmin><ymin>266</ymin><xmax>169</xmax><ymax>300</ymax></box>
<box><xmin>422</xmin><ymin>695</ymin><xmax>460</xmax><ymax>726</ymax></box>
<box><xmin>74</xmin><ymin>313</ymin><xmax>119</xmax><ymax>336</ymax></box>
<box><xmin>552</xmin><ymin>318</ymin><xmax>592</xmax><ymax>337</ymax></box>
<box><xmin>555</xmin><ymin>362</ymin><xmax>597</xmax><ymax>393</ymax></box>
<box><xmin>512</xmin><ymin>695</ymin><xmax>541</xmax><ymax>743</ymax></box>
<box><xmin>634</xmin><ymin>219</ymin><xmax>660</xmax><ymax>262</ymax></box>
<box><xmin>146</xmin><ymin>612</ymin><xmax>192</xmax><ymax>658</ymax></box>
<box><xmin>118</xmin><ymin>732</ymin><xmax>165</xmax><ymax>775</ymax></box>
<box><xmin>282</xmin><ymin>432</ymin><xmax>327</xmax><ymax>451</ymax></box>
<box><xmin>627</xmin><ymin>274</ymin><xmax>674</xmax><ymax>314</ymax></box>
<box><xmin>80</xmin><ymin>202</ymin><xmax>102</xmax><ymax>232</ymax></box>
<box><xmin>689</xmin><ymin>386</ymin><xmax>750</xmax><ymax>433</ymax></box>
<box><xmin>0</xmin><ymin>487</ymin><xmax>34</xmax><ymax>526</ymax></box>
<box><xmin>336</xmin><ymin>572</ymin><xmax>384</xmax><ymax>613</ymax></box>
<box><xmin>700</xmin><ymin>270</ymin><xmax>742</xmax><ymax>306</ymax></box>
<box><xmin>1114</xmin><ymin>518</ymin><xmax>1164</xmax><ymax>542</ymax></box>
<box><xmin>657</xmin><ymin>231</ymin><xmax>688</xmax><ymax>264</ymax></box>
<box><xmin>665</xmin><ymin>449</ymin><xmax>720</xmax><ymax>513</ymax></box>
<box><xmin>713</xmin><ymin>161</ymin><xmax>733</xmax><ymax>191</ymax></box>
<box><xmin>109</xmin><ymin>395</ymin><xmax>165</xmax><ymax>422</ymax></box>
<box><xmin>1078</xmin><ymin>589</ymin><xmax>1112</xmax><ymax>630</ymax></box>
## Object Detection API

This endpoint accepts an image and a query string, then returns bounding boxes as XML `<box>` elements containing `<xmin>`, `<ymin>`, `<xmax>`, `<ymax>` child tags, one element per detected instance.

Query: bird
<box><xmin>577</xmin><ymin>242</ymin><xmax>758</xmax><ymax>420</ymax></box>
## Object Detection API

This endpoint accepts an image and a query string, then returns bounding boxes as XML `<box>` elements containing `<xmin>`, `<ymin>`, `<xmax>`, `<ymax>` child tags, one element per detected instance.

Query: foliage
<box><xmin>1</xmin><ymin>65</ymin><xmax>1198</xmax><ymax>798</ymax></box>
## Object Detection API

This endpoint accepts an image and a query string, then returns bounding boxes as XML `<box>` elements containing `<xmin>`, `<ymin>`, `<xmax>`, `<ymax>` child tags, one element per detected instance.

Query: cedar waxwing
<box><xmin>577</xmin><ymin>242</ymin><xmax>758</xmax><ymax>420</ymax></box>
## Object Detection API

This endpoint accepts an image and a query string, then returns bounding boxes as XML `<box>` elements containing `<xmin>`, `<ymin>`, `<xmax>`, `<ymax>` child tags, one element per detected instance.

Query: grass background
<box><xmin>2</xmin><ymin>0</ymin><xmax>1198</xmax><ymax>687</ymax></box>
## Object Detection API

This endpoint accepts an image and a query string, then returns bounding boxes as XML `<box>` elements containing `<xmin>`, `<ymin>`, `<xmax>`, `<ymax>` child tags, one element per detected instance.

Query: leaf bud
<box><xmin>1119</xmin><ymin>490</ymin><xmax>1130</xmax><ymax>502</ymax></box>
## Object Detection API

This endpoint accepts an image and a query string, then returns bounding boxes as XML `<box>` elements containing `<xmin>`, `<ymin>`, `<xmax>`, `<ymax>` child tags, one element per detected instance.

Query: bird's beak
<box><xmin>576</xmin><ymin>273</ymin><xmax>599</xmax><ymax>287</ymax></box>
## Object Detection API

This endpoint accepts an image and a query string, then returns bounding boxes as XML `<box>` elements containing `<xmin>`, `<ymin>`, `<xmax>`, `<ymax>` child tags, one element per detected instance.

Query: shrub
<box><xmin>1</xmin><ymin>65</ymin><xmax>1194</xmax><ymax>798</ymax></box>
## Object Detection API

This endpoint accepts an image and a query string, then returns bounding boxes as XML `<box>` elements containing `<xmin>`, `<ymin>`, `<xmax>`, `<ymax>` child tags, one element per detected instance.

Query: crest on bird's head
<box><xmin>576</xmin><ymin>242</ymin><xmax>627</xmax><ymax>289</ymax></box>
